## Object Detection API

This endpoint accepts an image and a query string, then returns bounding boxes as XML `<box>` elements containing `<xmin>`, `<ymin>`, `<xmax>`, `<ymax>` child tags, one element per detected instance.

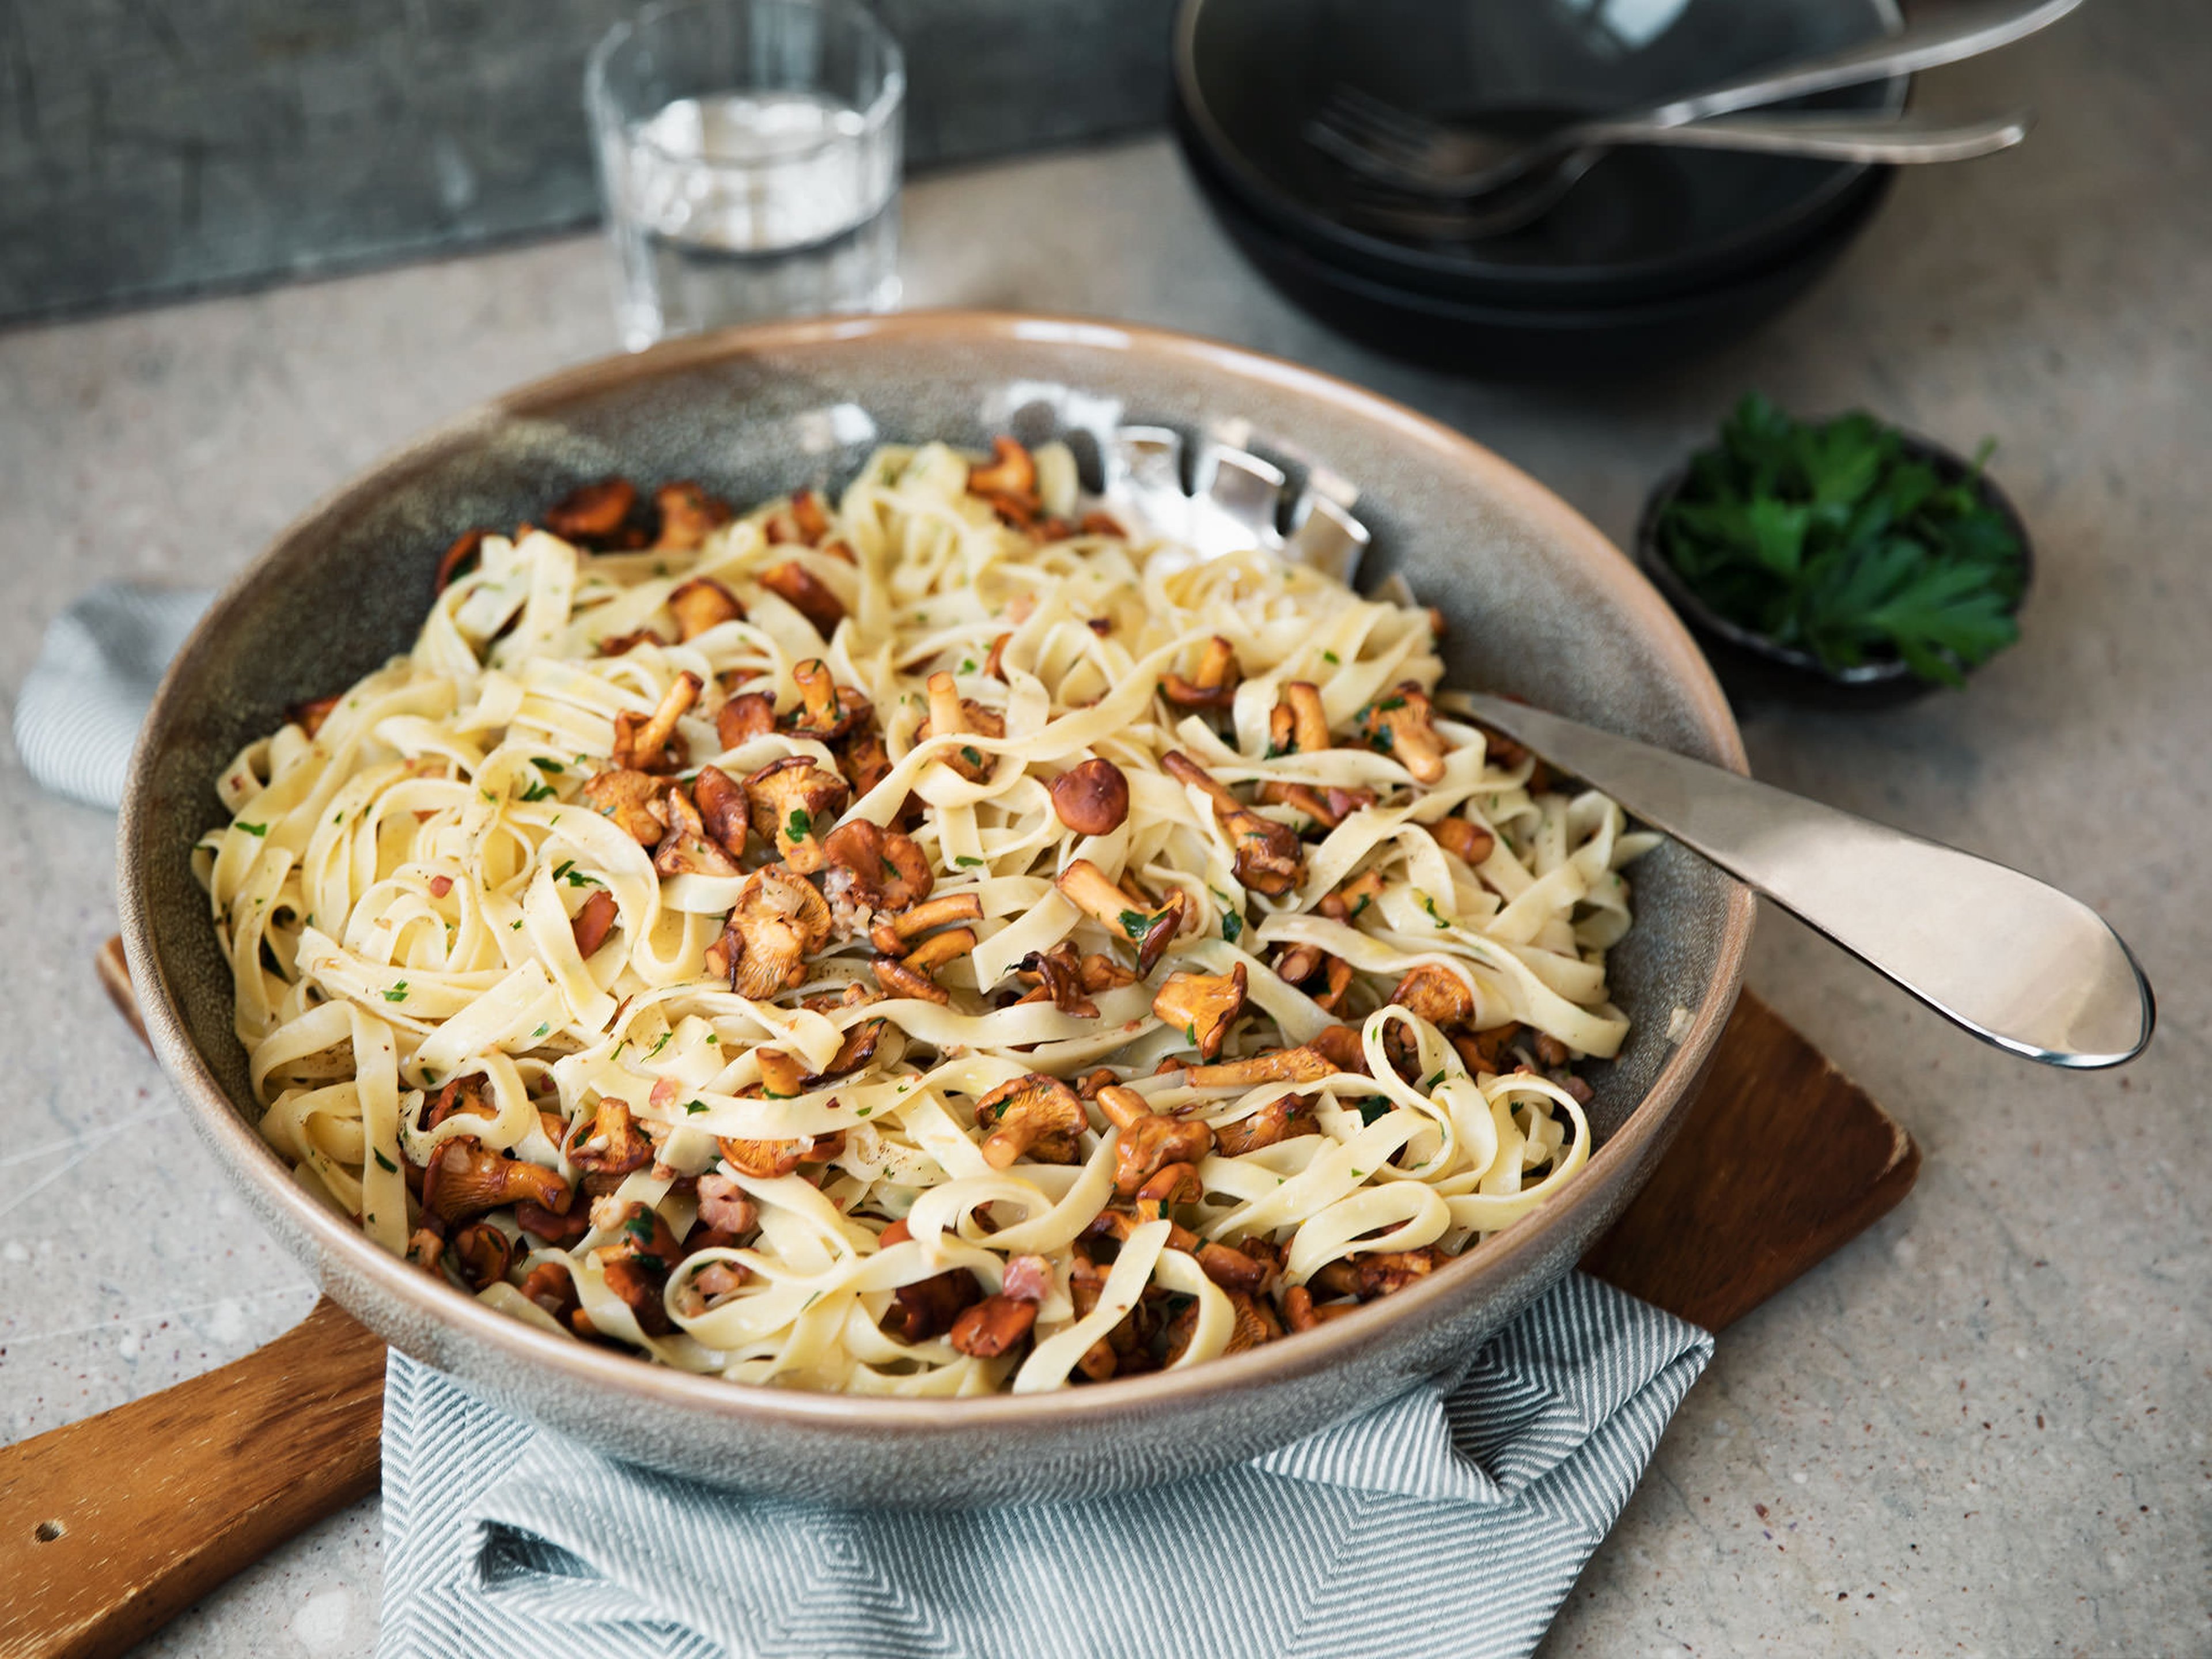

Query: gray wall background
<box><xmin>0</xmin><ymin>0</ymin><xmax>1177</xmax><ymax>325</ymax></box>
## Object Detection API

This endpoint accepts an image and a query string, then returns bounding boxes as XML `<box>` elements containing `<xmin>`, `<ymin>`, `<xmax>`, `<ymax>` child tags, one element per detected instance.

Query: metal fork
<box><xmin>1309</xmin><ymin>0</ymin><xmax>2078</xmax><ymax>200</ymax></box>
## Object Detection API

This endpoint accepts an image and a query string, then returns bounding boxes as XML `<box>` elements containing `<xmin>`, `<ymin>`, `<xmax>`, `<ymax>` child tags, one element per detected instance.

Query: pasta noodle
<box><xmin>198</xmin><ymin>438</ymin><xmax>1657</xmax><ymax>1394</ymax></box>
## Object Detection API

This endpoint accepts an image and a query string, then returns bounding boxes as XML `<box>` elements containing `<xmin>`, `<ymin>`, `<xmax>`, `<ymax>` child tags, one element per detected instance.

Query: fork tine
<box><xmin>1312</xmin><ymin>89</ymin><xmax>1436</xmax><ymax>169</ymax></box>
<box><xmin>1326</xmin><ymin>84</ymin><xmax>1447</xmax><ymax>151</ymax></box>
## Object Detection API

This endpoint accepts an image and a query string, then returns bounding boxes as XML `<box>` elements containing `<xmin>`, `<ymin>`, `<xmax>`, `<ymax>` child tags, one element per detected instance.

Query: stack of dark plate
<box><xmin>1172</xmin><ymin>0</ymin><xmax>1907</xmax><ymax>378</ymax></box>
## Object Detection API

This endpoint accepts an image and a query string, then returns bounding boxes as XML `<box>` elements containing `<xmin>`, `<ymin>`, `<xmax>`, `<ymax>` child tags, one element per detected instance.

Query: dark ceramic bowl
<box><xmin>1182</xmin><ymin>120</ymin><xmax>1892</xmax><ymax>380</ymax></box>
<box><xmin>1635</xmin><ymin>427</ymin><xmax>2034</xmax><ymax>708</ymax></box>
<box><xmin>119</xmin><ymin>313</ymin><xmax>1752</xmax><ymax>1505</ymax></box>
<box><xmin>1172</xmin><ymin>0</ymin><xmax>1906</xmax><ymax>309</ymax></box>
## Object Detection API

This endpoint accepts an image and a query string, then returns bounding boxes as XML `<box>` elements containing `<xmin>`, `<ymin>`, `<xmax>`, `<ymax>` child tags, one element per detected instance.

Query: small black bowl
<box><xmin>1180</xmin><ymin>119</ymin><xmax>1892</xmax><ymax>380</ymax></box>
<box><xmin>1173</xmin><ymin>0</ymin><xmax>1907</xmax><ymax>309</ymax></box>
<box><xmin>1634</xmin><ymin>430</ymin><xmax>2035</xmax><ymax>709</ymax></box>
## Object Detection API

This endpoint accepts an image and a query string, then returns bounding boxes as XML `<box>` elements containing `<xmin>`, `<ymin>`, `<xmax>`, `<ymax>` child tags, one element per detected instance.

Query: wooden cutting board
<box><xmin>0</xmin><ymin>944</ymin><xmax>1918</xmax><ymax>1659</ymax></box>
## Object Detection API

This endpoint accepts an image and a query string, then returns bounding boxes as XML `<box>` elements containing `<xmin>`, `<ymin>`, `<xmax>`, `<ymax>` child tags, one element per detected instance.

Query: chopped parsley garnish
<box><xmin>1355</xmin><ymin>1096</ymin><xmax>1392</xmax><ymax>1126</ymax></box>
<box><xmin>1418</xmin><ymin>892</ymin><xmax>1449</xmax><ymax>928</ymax></box>
<box><xmin>372</xmin><ymin>1148</ymin><xmax>397</xmax><ymax>1172</ymax></box>
<box><xmin>1656</xmin><ymin>393</ymin><xmax>2024</xmax><ymax>685</ymax></box>
<box><xmin>685</xmin><ymin>1099</ymin><xmax>709</xmax><ymax>1115</ymax></box>
<box><xmin>236</xmin><ymin>821</ymin><xmax>268</xmax><ymax>837</ymax></box>
<box><xmin>518</xmin><ymin>778</ymin><xmax>557</xmax><ymax>802</ymax></box>
<box><xmin>786</xmin><ymin>808</ymin><xmax>812</xmax><ymax>840</ymax></box>
<box><xmin>510</xmin><ymin>919</ymin><xmax>524</xmax><ymax>930</ymax></box>
<box><xmin>383</xmin><ymin>982</ymin><xmax>409</xmax><ymax>1002</ymax></box>
<box><xmin>535</xmin><ymin>759</ymin><xmax>565</xmax><ymax>774</ymax></box>
<box><xmin>1118</xmin><ymin>908</ymin><xmax>1150</xmax><ymax>940</ymax></box>
<box><xmin>1322</xmin><ymin>650</ymin><xmax>1340</xmax><ymax>664</ymax></box>
<box><xmin>1221</xmin><ymin>911</ymin><xmax>1243</xmax><ymax>944</ymax></box>
<box><xmin>647</xmin><ymin>1032</ymin><xmax>672</xmax><ymax>1057</ymax></box>
<box><xmin>955</xmin><ymin>854</ymin><xmax>985</xmax><ymax>868</ymax></box>
<box><xmin>624</xmin><ymin>1211</ymin><xmax>659</xmax><ymax>1248</ymax></box>
<box><xmin>959</xmin><ymin>658</ymin><xmax>978</xmax><ymax>674</ymax></box>
<box><xmin>552</xmin><ymin>861</ymin><xmax>602</xmax><ymax>888</ymax></box>
<box><xmin>1423</xmin><ymin>1070</ymin><xmax>1445</xmax><ymax>1090</ymax></box>
<box><xmin>530</xmin><ymin>1022</ymin><xmax>550</xmax><ymax>1039</ymax></box>
<box><xmin>960</xmin><ymin>745</ymin><xmax>984</xmax><ymax>768</ymax></box>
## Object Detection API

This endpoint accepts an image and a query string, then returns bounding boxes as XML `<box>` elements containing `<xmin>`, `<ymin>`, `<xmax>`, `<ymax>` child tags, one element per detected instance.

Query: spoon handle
<box><xmin>1578</xmin><ymin>109</ymin><xmax>2029</xmax><ymax>165</ymax></box>
<box><xmin>1645</xmin><ymin>0</ymin><xmax>2083</xmax><ymax>127</ymax></box>
<box><xmin>1455</xmin><ymin>692</ymin><xmax>2153</xmax><ymax>1069</ymax></box>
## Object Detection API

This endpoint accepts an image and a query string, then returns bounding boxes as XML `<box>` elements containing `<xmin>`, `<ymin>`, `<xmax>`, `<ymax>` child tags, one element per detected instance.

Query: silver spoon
<box><xmin>1334</xmin><ymin>110</ymin><xmax>2031</xmax><ymax>244</ymax></box>
<box><xmin>1456</xmin><ymin>692</ymin><xmax>2153</xmax><ymax>1069</ymax></box>
<box><xmin>1309</xmin><ymin>0</ymin><xmax>2081</xmax><ymax>200</ymax></box>
<box><xmin>1091</xmin><ymin>423</ymin><xmax>2154</xmax><ymax>1070</ymax></box>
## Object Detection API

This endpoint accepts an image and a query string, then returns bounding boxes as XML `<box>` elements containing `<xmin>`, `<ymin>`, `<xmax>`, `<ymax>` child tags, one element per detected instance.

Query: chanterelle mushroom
<box><xmin>820</xmin><ymin>817</ymin><xmax>933</xmax><ymax>934</ymax></box>
<box><xmin>919</xmin><ymin>672</ymin><xmax>1005</xmax><ymax>783</ymax></box>
<box><xmin>545</xmin><ymin>478</ymin><xmax>638</xmax><ymax>548</ymax></box>
<box><xmin>653</xmin><ymin>783</ymin><xmax>741</xmax><ymax>878</ymax></box>
<box><xmin>1359</xmin><ymin>681</ymin><xmax>1448</xmax><ymax>785</ymax></box>
<box><xmin>421</xmin><ymin>1139</ymin><xmax>572</xmax><ymax>1226</ymax></box>
<box><xmin>1160</xmin><ymin>751</ymin><xmax>1306</xmax><ymax>897</ymax></box>
<box><xmin>759</xmin><ymin>560</ymin><xmax>846</xmax><ymax>638</ymax></box>
<box><xmin>1268</xmin><ymin>682</ymin><xmax>1332</xmax><ymax>755</ymax></box>
<box><xmin>1093</xmin><ymin>1084</ymin><xmax>1214</xmax><ymax>1199</ymax></box>
<box><xmin>1048</xmin><ymin>757</ymin><xmax>1131</xmax><ymax>836</ymax></box>
<box><xmin>743</xmin><ymin>756</ymin><xmax>849</xmax><ymax>874</ymax></box>
<box><xmin>872</xmin><ymin>925</ymin><xmax>975</xmax><ymax>1005</ymax></box>
<box><xmin>653</xmin><ymin>481</ymin><xmax>733</xmax><ymax>552</ymax></box>
<box><xmin>706</xmin><ymin>866</ymin><xmax>833</xmax><ymax>997</ymax></box>
<box><xmin>1151</xmin><ymin>964</ymin><xmax>1248</xmax><ymax>1061</ymax></box>
<box><xmin>786</xmin><ymin>658</ymin><xmax>870</xmax><ymax>741</ymax></box>
<box><xmin>666</xmin><ymin>576</ymin><xmax>744</xmax><ymax>641</ymax></box>
<box><xmin>1161</xmin><ymin>636</ymin><xmax>1239</xmax><ymax>709</ymax></box>
<box><xmin>1055</xmin><ymin>859</ymin><xmax>1188</xmax><ymax>976</ymax></box>
<box><xmin>716</xmin><ymin>691</ymin><xmax>777</xmax><ymax>751</ymax></box>
<box><xmin>1389</xmin><ymin>964</ymin><xmax>1475</xmax><ymax>1030</ymax></box>
<box><xmin>974</xmin><ymin>1073</ymin><xmax>1088</xmax><ymax>1168</ymax></box>
<box><xmin>691</xmin><ymin>764</ymin><xmax>749</xmax><ymax>860</ymax></box>
<box><xmin>583</xmin><ymin>767</ymin><xmax>671</xmax><ymax>845</ymax></box>
<box><xmin>612</xmin><ymin>671</ymin><xmax>702</xmax><ymax>774</ymax></box>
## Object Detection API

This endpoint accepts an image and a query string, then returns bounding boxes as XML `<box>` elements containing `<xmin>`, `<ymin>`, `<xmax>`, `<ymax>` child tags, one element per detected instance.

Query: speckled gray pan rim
<box><xmin>116</xmin><ymin>311</ymin><xmax>1754</xmax><ymax>1503</ymax></box>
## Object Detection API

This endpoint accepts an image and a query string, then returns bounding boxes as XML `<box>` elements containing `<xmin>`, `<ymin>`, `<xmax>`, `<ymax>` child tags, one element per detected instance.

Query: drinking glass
<box><xmin>586</xmin><ymin>0</ymin><xmax>906</xmax><ymax>350</ymax></box>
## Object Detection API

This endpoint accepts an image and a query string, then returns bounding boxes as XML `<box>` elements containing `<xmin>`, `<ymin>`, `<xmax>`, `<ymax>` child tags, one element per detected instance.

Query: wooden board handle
<box><xmin>0</xmin><ymin>1297</ymin><xmax>387</xmax><ymax>1659</ymax></box>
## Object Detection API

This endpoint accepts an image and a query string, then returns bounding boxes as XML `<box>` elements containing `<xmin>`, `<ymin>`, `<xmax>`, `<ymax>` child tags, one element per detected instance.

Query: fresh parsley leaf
<box><xmin>960</xmin><ymin>745</ymin><xmax>984</xmax><ymax>768</ymax></box>
<box><xmin>535</xmin><ymin>759</ymin><xmax>565</xmax><ymax>774</ymax></box>
<box><xmin>1355</xmin><ymin>1096</ymin><xmax>1391</xmax><ymax>1126</ymax></box>
<box><xmin>1322</xmin><ymin>650</ymin><xmax>1340</xmax><ymax>665</ymax></box>
<box><xmin>1118</xmin><ymin>908</ymin><xmax>1150</xmax><ymax>940</ymax></box>
<box><xmin>647</xmin><ymin>1032</ymin><xmax>672</xmax><ymax>1056</ymax></box>
<box><xmin>384</xmin><ymin>982</ymin><xmax>409</xmax><ymax>1002</ymax></box>
<box><xmin>1221</xmin><ymin>910</ymin><xmax>1243</xmax><ymax>944</ymax></box>
<box><xmin>372</xmin><ymin>1147</ymin><xmax>397</xmax><ymax>1172</ymax></box>
<box><xmin>955</xmin><ymin>854</ymin><xmax>985</xmax><ymax>868</ymax></box>
<box><xmin>959</xmin><ymin>657</ymin><xmax>978</xmax><ymax>674</ymax></box>
<box><xmin>236</xmin><ymin>821</ymin><xmax>268</xmax><ymax>837</ymax></box>
<box><xmin>787</xmin><ymin>808</ymin><xmax>812</xmax><ymax>840</ymax></box>
<box><xmin>518</xmin><ymin>778</ymin><xmax>557</xmax><ymax>802</ymax></box>
<box><xmin>1657</xmin><ymin>394</ymin><xmax>2023</xmax><ymax>686</ymax></box>
<box><xmin>685</xmin><ymin>1099</ymin><xmax>709</xmax><ymax>1115</ymax></box>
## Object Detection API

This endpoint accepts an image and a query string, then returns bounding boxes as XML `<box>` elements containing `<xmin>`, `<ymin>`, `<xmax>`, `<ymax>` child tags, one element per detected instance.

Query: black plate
<box><xmin>1175</xmin><ymin>0</ymin><xmax>1904</xmax><ymax>306</ymax></box>
<box><xmin>1184</xmin><ymin>130</ymin><xmax>1891</xmax><ymax>379</ymax></box>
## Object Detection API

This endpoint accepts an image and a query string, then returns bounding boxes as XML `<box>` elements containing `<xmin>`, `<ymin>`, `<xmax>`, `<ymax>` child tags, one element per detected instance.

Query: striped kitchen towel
<box><xmin>13</xmin><ymin>582</ymin><xmax>211</xmax><ymax>810</ymax></box>
<box><xmin>378</xmin><ymin>1272</ymin><xmax>1711</xmax><ymax>1659</ymax></box>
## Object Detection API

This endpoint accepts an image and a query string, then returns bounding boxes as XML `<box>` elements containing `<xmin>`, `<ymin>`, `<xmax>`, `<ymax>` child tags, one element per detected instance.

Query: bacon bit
<box><xmin>570</xmin><ymin>887</ymin><xmax>618</xmax><ymax>958</ymax></box>
<box><xmin>652</xmin><ymin>480</ymin><xmax>734</xmax><ymax>551</ymax></box>
<box><xmin>1432</xmin><ymin>816</ymin><xmax>1497</xmax><ymax>866</ymax></box>
<box><xmin>877</xmin><ymin>1217</ymin><xmax>913</xmax><ymax>1247</ymax></box>
<box><xmin>1161</xmin><ymin>635</ymin><xmax>1239</xmax><ymax>708</ymax></box>
<box><xmin>428</xmin><ymin>874</ymin><xmax>454</xmax><ymax>899</ymax></box>
<box><xmin>1001</xmin><ymin>1253</ymin><xmax>1055</xmax><ymax>1302</ymax></box>
<box><xmin>612</xmin><ymin>671</ymin><xmax>701</xmax><ymax>774</ymax></box>
<box><xmin>291</xmin><ymin>693</ymin><xmax>343</xmax><ymax>738</ymax></box>
<box><xmin>716</xmin><ymin>691</ymin><xmax>777</xmax><ymax>750</ymax></box>
<box><xmin>695</xmin><ymin>1171</ymin><xmax>759</xmax><ymax>1235</ymax></box>
<box><xmin>759</xmin><ymin>560</ymin><xmax>846</xmax><ymax>637</ymax></box>
<box><xmin>950</xmin><ymin>1293</ymin><xmax>1039</xmax><ymax>1357</ymax></box>
<box><xmin>433</xmin><ymin>528</ymin><xmax>488</xmax><ymax>592</ymax></box>
<box><xmin>545</xmin><ymin>478</ymin><xmax>639</xmax><ymax>547</ymax></box>
<box><xmin>667</xmin><ymin>576</ymin><xmax>745</xmax><ymax>641</ymax></box>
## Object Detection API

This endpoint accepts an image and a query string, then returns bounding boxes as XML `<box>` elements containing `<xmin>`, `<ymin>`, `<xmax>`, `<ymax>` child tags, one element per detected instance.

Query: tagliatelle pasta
<box><xmin>198</xmin><ymin>438</ymin><xmax>1658</xmax><ymax>1395</ymax></box>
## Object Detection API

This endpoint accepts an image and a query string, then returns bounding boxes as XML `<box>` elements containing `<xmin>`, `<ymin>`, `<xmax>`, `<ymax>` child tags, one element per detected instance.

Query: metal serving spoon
<box><xmin>1093</xmin><ymin>422</ymin><xmax>2154</xmax><ymax>1070</ymax></box>
<box><xmin>1308</xmin><ymin>0</ymin><xmax>2081</xmax><ymax>202</ymax></box>
<box><xmin>1331</xmin><ymin>110</ymin><xmax>2031</xmax><ymax>244</ymax></box>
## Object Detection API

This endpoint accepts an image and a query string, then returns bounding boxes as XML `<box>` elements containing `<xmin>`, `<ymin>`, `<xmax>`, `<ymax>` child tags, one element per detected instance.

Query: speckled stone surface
<box><xmin>3</xmin><ymin>2</ymin><xmax>2207</xmax><ymax>1648</ymax></box>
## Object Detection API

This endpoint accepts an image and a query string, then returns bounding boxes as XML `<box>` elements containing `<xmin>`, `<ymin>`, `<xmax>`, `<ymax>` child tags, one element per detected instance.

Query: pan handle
<box><xmin>0</xmin><ymin>1296</ymin><xmax>386</xmax><ymax>1659</ymax></box>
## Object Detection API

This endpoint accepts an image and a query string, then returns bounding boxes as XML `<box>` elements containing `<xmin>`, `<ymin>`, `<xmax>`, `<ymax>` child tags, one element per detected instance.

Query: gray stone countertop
<box><xmin>2</xmin><ymin>7</ymin><xmax>2206</xmax><ymax>1653</ymax></box>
